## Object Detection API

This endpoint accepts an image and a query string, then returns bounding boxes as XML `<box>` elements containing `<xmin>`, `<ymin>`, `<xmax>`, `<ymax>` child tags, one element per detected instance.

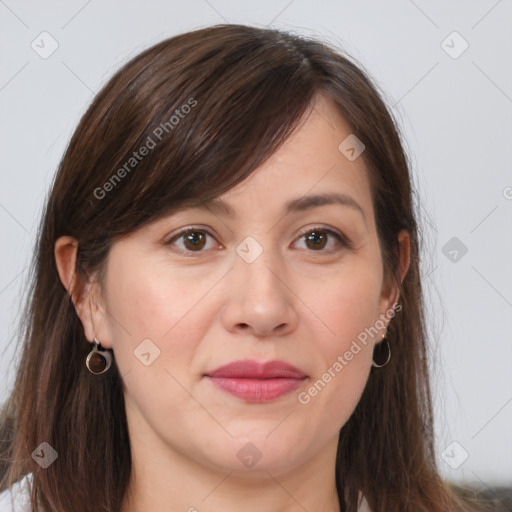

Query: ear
<box><xmin>54</xmin><ymin>236</ymin><xmax>113</xmax><ymax>348</ymax></box>
<box><xmin>377</xmin><ymin>229</ymin><xmax>411</xmax><ymax>327</ymax></box>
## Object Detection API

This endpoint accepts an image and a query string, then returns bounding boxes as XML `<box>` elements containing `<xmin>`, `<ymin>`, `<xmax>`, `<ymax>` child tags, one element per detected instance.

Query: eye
<box><xmin>165</xmin><ymin>227</ymin><xmax>220</xmax><ymax>256</ymax></box>
<box><xmin>165</xmin><ymin>225</ymin><xmax>351</xmax><ymax>257</ymax></box>
<box><xmin>293</xmin><ymin>227</ymin><xmax>350</xmax><ymax>253</ymax></box>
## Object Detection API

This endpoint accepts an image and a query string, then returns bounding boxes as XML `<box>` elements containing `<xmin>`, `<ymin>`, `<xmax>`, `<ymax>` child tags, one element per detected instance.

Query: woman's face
<box><xmin>85</xmin><ymin>96</ymin><xmax>405</xmax><ymax>477</ymax></box>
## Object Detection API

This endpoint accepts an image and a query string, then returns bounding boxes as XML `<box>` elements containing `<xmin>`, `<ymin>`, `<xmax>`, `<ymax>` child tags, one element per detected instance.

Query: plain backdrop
<box><xmin>1</xmin><ymin>0</ymin><xmax>511</xmax><ymax>487</ymax></box>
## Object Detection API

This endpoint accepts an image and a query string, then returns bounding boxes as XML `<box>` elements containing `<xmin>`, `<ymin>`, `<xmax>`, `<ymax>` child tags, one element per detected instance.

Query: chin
<box><xmin>201</xmin><ymin>432</ymin><xmax>309</xmax><ymax>476</ymax></box>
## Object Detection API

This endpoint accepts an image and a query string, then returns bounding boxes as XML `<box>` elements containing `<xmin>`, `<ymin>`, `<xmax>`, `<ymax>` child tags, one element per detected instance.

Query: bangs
<box><xmin>66</xmin><ymin>25</ymin><xmax>319</xmax><ymax>241</ymax></box>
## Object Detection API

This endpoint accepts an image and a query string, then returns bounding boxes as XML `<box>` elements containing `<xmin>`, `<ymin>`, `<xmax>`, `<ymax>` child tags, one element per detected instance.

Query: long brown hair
<box><xmin>0</xmin><ymin>24</ymin><xmax>481</xmax><ymax>511</ymax></box>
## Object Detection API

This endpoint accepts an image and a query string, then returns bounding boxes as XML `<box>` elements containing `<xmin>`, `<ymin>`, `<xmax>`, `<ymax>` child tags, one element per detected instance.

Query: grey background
<box><xmin>1</xmin><ymin>0</ymin><xmax>511</xmax><ymax>487</ymax></box>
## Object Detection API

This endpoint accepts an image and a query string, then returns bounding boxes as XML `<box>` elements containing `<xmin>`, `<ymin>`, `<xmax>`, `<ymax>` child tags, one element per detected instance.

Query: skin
<box><xmin>56</xmin><ymin>95</ymin><xmax>410</xmax><ymax>512</ymax></box>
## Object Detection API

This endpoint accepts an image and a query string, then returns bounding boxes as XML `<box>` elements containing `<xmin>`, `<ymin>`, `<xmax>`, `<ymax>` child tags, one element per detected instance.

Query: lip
<box><xmin>205</xmin><ymin>359</ymin><xmax>308</xmax><ymax>403</ymax></box>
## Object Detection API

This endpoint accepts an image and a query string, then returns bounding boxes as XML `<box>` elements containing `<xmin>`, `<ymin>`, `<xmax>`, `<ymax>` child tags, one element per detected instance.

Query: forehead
<box><xmin>203</xmin><ymin>95</ymin><xmax>374</xmax><ymax>222</ymax></box>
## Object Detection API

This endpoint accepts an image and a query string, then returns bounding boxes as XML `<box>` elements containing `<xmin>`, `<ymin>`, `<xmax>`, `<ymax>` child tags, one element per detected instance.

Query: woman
<box><xmin>0</xmin><ymin>24</ymin><xmax>481</xmax><ymax>511</ymax></box>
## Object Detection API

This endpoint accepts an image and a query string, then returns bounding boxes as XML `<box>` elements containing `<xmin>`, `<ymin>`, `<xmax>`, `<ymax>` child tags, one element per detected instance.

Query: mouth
<box><xmin>204</xmin><ymin>359</ymin><xmax>308</xmax><ymax>403</ymax></box>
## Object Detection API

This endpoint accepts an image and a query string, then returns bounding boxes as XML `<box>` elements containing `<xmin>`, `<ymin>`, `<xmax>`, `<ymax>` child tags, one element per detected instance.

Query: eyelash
<box><xmin>164</xmin><ymin>225</ymin><xmax>352</xmax><ymax>257</ymax></box>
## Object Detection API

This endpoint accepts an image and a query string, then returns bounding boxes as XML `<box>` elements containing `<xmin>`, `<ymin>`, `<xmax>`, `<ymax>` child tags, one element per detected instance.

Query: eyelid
<box><xmin>165</xmin><ymin>225</ymin><xmax>218</xmax><ymax>242</ymax></box>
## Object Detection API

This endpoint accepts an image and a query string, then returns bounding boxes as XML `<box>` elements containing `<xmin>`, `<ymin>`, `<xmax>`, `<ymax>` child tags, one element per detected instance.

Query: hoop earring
<box><xmin>372</xmin><ymin>334</ymin><xmax>391</xmax><ymax>368</ymax></box>
<box><xmin>86</xmin><ymin>337</ymin><xmax>112</xmax><ymax>375</ymax></box>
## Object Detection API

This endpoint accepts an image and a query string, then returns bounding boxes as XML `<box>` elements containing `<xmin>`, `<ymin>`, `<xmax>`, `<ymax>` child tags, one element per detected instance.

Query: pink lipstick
<box><xmin>205</xmin><ymin>359</ymin><xmax>307</xmax><ymax>403</ymax></box>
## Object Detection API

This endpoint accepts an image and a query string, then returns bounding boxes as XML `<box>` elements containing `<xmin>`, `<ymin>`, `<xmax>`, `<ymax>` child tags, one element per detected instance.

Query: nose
<box><xmin>220</xmin><ymin>250</ymin><xmax>299</xmax><ymax>338</ymax></box>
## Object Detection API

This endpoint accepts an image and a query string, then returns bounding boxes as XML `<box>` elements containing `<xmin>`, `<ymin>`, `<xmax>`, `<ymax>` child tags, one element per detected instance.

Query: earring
<box><xmin>86</xmin><ymin>337</ymin><xmax>112</xmax><ymax>375</ymax></box>
<box><xmin>372</xmin><ymin>333</ymin><xmax>391</xmax><ymax>368</ymax></box>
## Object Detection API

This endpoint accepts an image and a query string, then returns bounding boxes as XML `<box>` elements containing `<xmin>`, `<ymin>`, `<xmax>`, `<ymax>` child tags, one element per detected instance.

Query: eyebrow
<box><xmin>193</xmin><ymin>192</ymin><xmax>366</xmax><ymax>224</ymax></box>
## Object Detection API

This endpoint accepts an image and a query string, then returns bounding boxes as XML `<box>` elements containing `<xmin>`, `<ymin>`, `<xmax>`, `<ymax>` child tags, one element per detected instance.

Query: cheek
<box><xmin>108</xmin><ymin>268</ymin><xmax>171</xmax><ymax>341</ymax></box>
<box><xmin>106</xmin><ymin>257</ymin><xmax>211</xmax><ymax>341</ymax></box>
<box><xmin>299</xmin><ymin>319</ymin><xmax>374</xmax><ymax>435</ymax></box>
<box><xmin>104</xmin><ymin>257</ymin><xmax>220</xmax><ymax>385</ymax></box>
<box><xmin>104</xmin><ymin>262</ymin><xmax>210</xmax><ymax>430</ymax></box>
<box><xmin>102</xmin><ymin>261</ymin><xmax>172</xmax><ymax>381</ymax></box>
<box><xmin>297</xmin><ymin>258</ymin><xmax>381</xmax><ymax>424</ymax></box>
<box><xmin>311</xmin><ymin>257</ymin><xmax>383</xmax><ymax>353</ymax></box>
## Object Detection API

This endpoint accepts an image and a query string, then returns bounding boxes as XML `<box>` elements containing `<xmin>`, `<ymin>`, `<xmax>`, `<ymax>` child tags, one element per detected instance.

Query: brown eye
<box><xmin>305</xmin><ymin>231</ymin><xmax>328</xmax><ymax>250</ymax></box>
<box><xmin>293</xmin><ymin>227</ymin><xmax>349</xmax><ymax>253</ymax></box>
<box><xmin>183</xmin><ymin>231</ymin><xmax>207</xmax><ymax>251</ymax></box>
<box><xmin>166</xmin><ymin>228</ymin><xmax>218</xmax><ymax>256</ymax></box>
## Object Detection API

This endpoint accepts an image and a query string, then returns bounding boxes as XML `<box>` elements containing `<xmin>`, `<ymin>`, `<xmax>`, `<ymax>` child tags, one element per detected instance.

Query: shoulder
<box><xmin>0</xmin><ymin>474</ymin><xmax>33</xmax><ymax>512</ymax></box>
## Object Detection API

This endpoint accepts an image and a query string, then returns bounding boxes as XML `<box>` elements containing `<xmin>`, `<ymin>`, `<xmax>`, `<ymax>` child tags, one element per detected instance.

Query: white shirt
<box><xmin>0</xmin><ymin>474</ymin><xmax>33</xmax><ymax>512</ymax></box>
